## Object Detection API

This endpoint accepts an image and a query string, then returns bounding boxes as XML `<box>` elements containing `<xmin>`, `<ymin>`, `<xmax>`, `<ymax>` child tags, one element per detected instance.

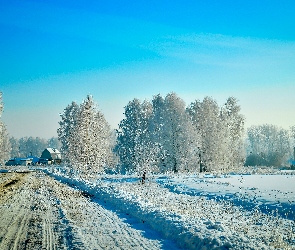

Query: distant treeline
<box><xmin>246</xmin><ymin>125</ymin><xmax>295</xmax><ymax>167</ymax></box>
<box><xmin>9</xmin><ymin>136</ymin><xmax>61</xmax><ymax>158</ymax></box>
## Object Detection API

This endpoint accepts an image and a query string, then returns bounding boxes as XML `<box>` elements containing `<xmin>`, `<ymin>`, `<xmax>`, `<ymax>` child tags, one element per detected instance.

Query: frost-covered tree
<box><xmin>290</xmin><ymin>126</ymin><xmax>295</xmax><ymax>150</ymax></box>
<box><xmin>188</xmin><ymin>97</ymin><xmax>226</xmax><ymax>171</ymax></box>
<box><xmin>0</xmin><ymin>125</ymin><xmax>10</xmax><ymax>163</ymax></box>
<box><xmin>116</xmin><ymin>93</ymin><xmax>199</xmax><ymax>174</ymax></box>
<box><xmin>115</xmin><ymin>99</ymin><xmax>153</xmax><ymax>173</ymax></box>
<box><xmin>290</xmin><ymin>126</ymin><xmax>295</xmax><ymax>166</ymax></box>
<box><xmin>57</xmin><ymin>101</ymin><xmax>79</xmax><ymax>162</ymax></box>
<box><xmin>0</xmin><ymin>92</ymin><xmax>3</xmax><ymax>116</ymax></box>
<box><xmin>106</xmin><ymin>130</ymin><xmax>120</xmax><ymax>173</ymax></box>
<box><xmin>290</xmin><ymin>126</ymin><xmax>295</xmax><ymax>139</ymax></box>
<box><xmin>0</xmin><ymin>92</ymin><xmax>11</xmax><ymax>163</ymax></box>
<box><xmin>58</xmin><ymin>95</ymin><xmax>112</xmax><ymax>177</ymax></box>
<box><xmin>187</xmin><ymin>96</ymin><xmax>245</xmax><ymax>172</ymax></box>
<box><xmin>157</xmin><ymin>93</ymin><xmax>199</xmax><ymax>173</ymax></box>
<box><xmin>246</xmin><ymin>124</ymin><xmax>291</xmax><ymax>167</ymax></box>
<box><xmin>148</xmin><ymin>94</ymin><xmax>168</xmax><ymax>172</ymax></box>
<box><xmin>221</xmin><ymin>97</ymin><xmax>245</xmax><ymax>169</ymax></box>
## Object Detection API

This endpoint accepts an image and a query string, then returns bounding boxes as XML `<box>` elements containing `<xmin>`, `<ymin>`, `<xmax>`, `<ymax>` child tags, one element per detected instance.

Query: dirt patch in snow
<box><xmin>0</xmin><ymin>172</ymin><xmax>28</xmax><ymax>205</ymax></box>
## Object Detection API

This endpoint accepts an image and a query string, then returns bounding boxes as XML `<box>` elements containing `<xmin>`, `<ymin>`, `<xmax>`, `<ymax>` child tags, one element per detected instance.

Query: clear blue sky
<box><xmin>1</xmin><ymin>0</ymin><xmax>295</xmax><ymax>138</ymax></box>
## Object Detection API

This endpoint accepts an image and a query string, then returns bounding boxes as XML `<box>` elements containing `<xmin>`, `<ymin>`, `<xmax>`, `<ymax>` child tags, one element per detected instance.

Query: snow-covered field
<box><xmin>1</xmin><ymin>166</ymin><xmax>295</xmax><ymax>249</ymax></box>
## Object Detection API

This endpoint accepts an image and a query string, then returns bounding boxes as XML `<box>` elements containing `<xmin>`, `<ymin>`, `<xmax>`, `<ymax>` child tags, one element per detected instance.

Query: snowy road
<box><xmin>1</xmin><ymin>168</ymin><xmax>295</xmax><ymax>249</ymax></box>
<box><xmin>0</xmin><ymin>171</ymin><xmax>178</xmax><ymax>250</ymax></box>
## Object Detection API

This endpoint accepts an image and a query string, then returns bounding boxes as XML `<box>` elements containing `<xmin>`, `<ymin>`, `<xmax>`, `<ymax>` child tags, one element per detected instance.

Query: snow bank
<box><xmin>160</xmin><ymin>173</ymin><xmax>295</xmax><ymax>220</ymax></box>
<box><xmin>44</xmin><ymin>168</ymin><xmax>295</xmax><ymax>249</ymax></box>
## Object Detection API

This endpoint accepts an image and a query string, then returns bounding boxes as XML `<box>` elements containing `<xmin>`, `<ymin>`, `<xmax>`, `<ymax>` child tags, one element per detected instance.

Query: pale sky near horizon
<box><xmin>0</xmin><ymin>0</ymin><xmax>295</xmax><ymax>139</ymax></box>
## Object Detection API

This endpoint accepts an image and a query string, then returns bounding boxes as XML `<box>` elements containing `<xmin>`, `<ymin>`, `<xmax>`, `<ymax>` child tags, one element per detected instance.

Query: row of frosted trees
<box><xmin>57</xmin><ymin>93</ymin><xmax>294</xmax><ymax>176</ymax></box>
<box><xmin>115</xmin><ymin>93</ymin><xmax>245</xmax><ymax>174</ymax></box>
<box><xmin>1</xmin><ymin>92</ymin><xmax>293</xmax><ymax>171</ymax></box>
<box><xmin>58</xmin><ymin>93</ymin><xmax>245</xmax><ymax>176</ymax></box>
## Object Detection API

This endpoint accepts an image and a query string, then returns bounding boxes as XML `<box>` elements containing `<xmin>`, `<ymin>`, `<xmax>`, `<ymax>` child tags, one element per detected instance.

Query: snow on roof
<box><xmin>45</xmin><ymin>148</ymin><xmax>60</xmax><ymax>154</ymax></box>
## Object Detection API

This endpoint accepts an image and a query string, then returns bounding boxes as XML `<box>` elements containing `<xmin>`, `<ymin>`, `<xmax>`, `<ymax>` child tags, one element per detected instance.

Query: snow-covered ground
<box><xmin>1</xmin><ymin>166</ymin><xmax>295</xmax><ymax>249</ymax></box>
<box><xmin>0</xmin><ymin>170</ymin><xmax>179</xmax><ymax>250</ymax></box>
<box><xmin>157</xmin><ymin>172</ymin><xmax>295</xmax><ymax>220</ymax></box>
<box><xmin>46</xmin><ymin>167</ymin><xmax>295</xmax><ymax>249</ymax></box>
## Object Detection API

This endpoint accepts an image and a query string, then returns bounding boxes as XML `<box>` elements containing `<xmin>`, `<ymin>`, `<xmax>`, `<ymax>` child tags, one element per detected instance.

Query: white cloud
<box><xmin>145</xmin><ymin>33</ymin><xmax>295</xmax><ymax>72</ymax></box>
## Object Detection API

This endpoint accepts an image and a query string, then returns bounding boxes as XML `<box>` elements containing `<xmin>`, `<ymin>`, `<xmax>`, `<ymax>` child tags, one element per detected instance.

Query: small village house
<box><xmin>40</xmin><ymin>148</ymin><xmax>62</xmax><ymax>164</ymax></box>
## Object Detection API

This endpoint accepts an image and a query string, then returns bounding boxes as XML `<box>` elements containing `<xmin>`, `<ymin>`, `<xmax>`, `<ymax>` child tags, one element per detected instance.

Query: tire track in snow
<box><xmin>0</xmin><ymin>172</ymin><xmax>77</xmax><ymax>250</ymax></box>
<box><xmin>0</xmin><ymin>171</ymin><xmax>179</xmax><ymax>249</ymax></box>
<box><xmin>0</xmin><ymin>208</ymin><xmax>31</xmax><ymax>250</ymax></box>
<box><xmin>12</xmin><ymin>210</ymin><xmax>30</xmax><ymax>250</ymax></box>
<box><xmin>43</xmin><ymin>216</ymin><xmax>55</xmax><ymax>250</ymax></box>
<box><xmin>45</xmin><ymin>171</ymin><xmax>179</xmax><ymax>249</ymax></box>
<box><xmin>53</xmin><ymin>181</ymin><xmax>164</xmax><ymax>249</ymax></box>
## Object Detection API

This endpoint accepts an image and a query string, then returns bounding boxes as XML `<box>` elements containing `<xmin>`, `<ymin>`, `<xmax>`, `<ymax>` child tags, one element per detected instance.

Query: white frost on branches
<box><xmin>0</xmin><ymin>92</ymin><xmax>11</xmax><ymax>164</ymax></box>
<box><xmin>187</xmin><ymin>96</ymin><xmax>245</xmax><ymax>172</ymax></box>
<box><xmin>116</xmin><ymin>93</ymin><xmax>245</xmax><ymax>174</ymax></box>
<box><xmin>58</xmin><ymin>95</ymin><xmax>113</xmax><ymax>177</ymax></box>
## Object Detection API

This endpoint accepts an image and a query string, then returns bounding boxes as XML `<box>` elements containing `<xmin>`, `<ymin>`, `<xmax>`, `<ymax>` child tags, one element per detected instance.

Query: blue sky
<box><xmin>0</xmin><ymin>0</ymin><xmax>295</xmax><ymax>138</ymax></box>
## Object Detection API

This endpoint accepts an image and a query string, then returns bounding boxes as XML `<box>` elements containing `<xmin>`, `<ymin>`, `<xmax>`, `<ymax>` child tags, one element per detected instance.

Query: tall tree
<box><xmin>160</xmin><ymin>93</ymin><xmax>199</xmax><ymax>172</ymax></box>
<box><xmin>0</xmin><ymin>92</ymin><xmax>11</xmax><ymax>164</ymax></box>
<box><xmin>9</xmin><ymin>137</ymin><xmax>20</xmax><ymax>157</ymax></box>
<box><xmin>115</xmin><ymin>99</ymin><xmax>153</xmax><ymax>173</ymax></box>
<box><xmin>0</xmin><ymin>125</ymin><xmax>10</xmax><ymax>163</ymax></box>
<box><xmin>221</xmin><ymin>97</ymin><xmax>245</xmax><ymax>170</ymax></box>
<box><xmin>0</xmin><ymin>92</ymin><xmax>3</xmax><ymax>116</ymax></box>
<box><xmin>57</xmin><ymin>101</ymin><xmax>79</xmax><ymax>162</ymax></box>
<box><xmin>47</xmin><ymin>137</ymin><xmax>62</xmax><ymax>150</ymax></box>
<box><xmin>149</xmin><ymin>94</ymin><xmax>168</xmax><ymax>172</ymax></box>
<box><xmin>17</xmin><ymin>136</ymin><xmax>48</xmax><ymax>157</ymax></box>
<box><xmin>188</xmin><ymin>97</ymin><xmax>226</xmax><ymax>171</ymax></box>
<box><xmin>290</xmin><ymin>126</ymin><xmax>295</xmax><ymax>165</ymax></box>
<box><xmin>290</xmin><ymin>126</ymin><xmax>295</xmax><ymax>149</ymax></box>
<box><xmin>58</xmin><ymin>95</ymin><xmax>112</xmax><ymax>177</ymax></box>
